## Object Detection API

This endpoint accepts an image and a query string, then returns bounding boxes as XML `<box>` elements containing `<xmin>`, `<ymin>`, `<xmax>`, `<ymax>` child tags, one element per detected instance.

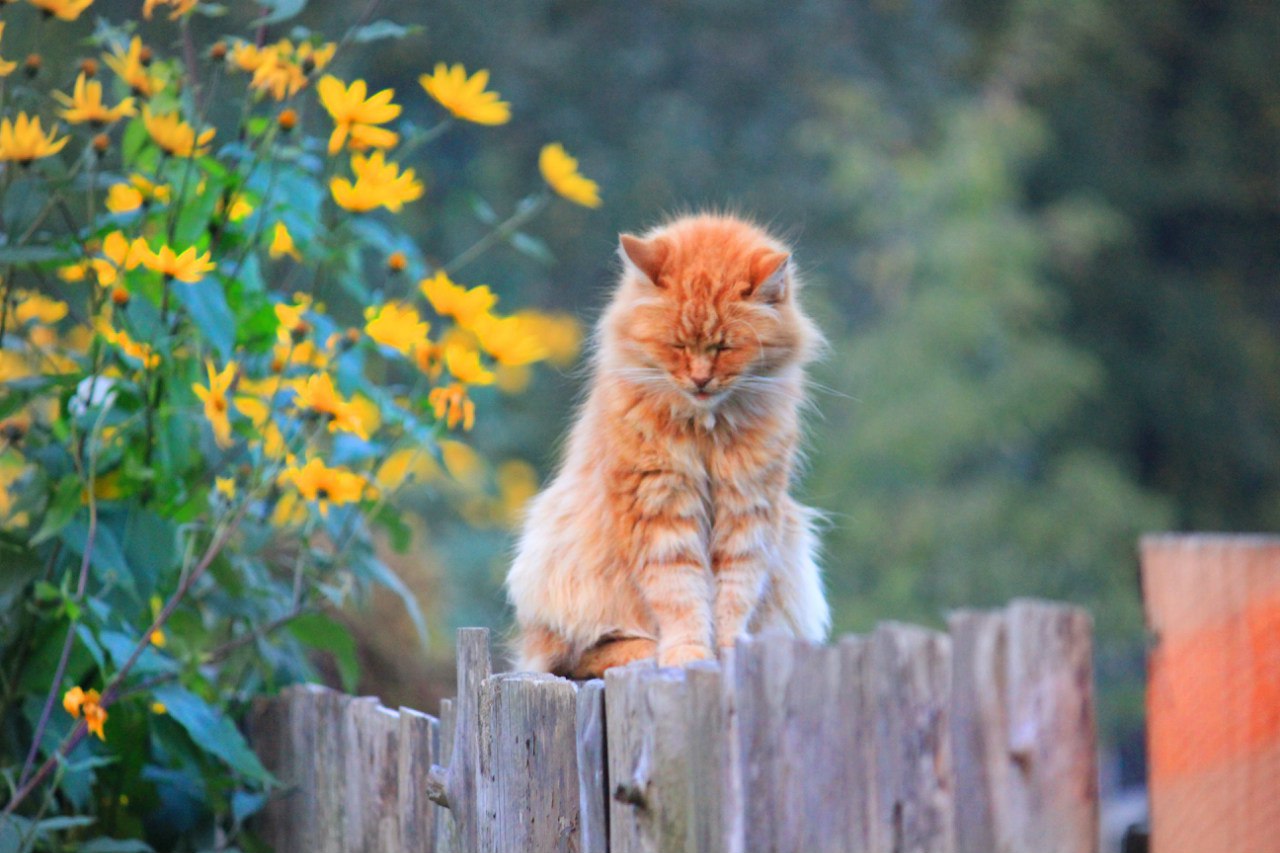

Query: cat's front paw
<box><xmin>658</xmin><ymin>642</ymin><xmax>713</xmax><ymax>668</ymax></box>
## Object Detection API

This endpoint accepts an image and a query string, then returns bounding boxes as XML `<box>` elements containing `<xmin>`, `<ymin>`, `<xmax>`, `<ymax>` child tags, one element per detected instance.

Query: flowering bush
<box><xmin>0</xmin><ymin>0</ymin><xmax>593</xmax><ymax>847</ymax></box>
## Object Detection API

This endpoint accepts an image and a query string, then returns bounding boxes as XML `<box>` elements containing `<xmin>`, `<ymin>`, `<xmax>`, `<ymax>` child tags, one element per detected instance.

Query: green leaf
<box><xmin>0</xmin><ymin>244</ymin><xmax>76</xmax><ymax>264</ymax></box>
<box><xmin>151</xmin><ymin>686</ymin><xmax>275</xmax><ymax>785</ymax></box>
<box><xmin>61</xmin><ymin>520</ymin><xmax>133</xmax><ymax>596</ymax></box>
<box><xmin>255</xmin><ymin>0</ymin><xmax>307</xmax><ymax>25</ymax></box>
<box><xmin>287</xmin><ymin>613</ymin><xmax>360</xmax><ymax>692</ymax></box>
<box><xmin>30</xmin><ymin>476</ymin><xmax>84</xmax><ymax>547</ymax></box>
<box><xmin>100</xmin><ymin>630</ymin><xmax>176</xmax><ymax>676</ymax></box>
<box><xmin>79</xmin><ymin>839</ymin><xmax>156</xmax><ymax>852</ymax></box>
<box><xmin>32</xmin><ymin>815</ymin><xmax>97</xmax><ymax>832</ymax></box>
<box><xmin>351</xmin><ymin>550</ymin><xmax>429</xmax><ymax>651</ymax></box>
<box><xmin>174</xmin><ymin>276</ymin><xmax>236</xmax><ymax>359</ymax></box>
<box><xmin>76</xmin><ymin>624</ymin><xmax>107</xmax><ymax>673</ymax></box>
<box><xmin>510</xmin><ymin>231</ymin><xmax>555</xmax><ymax>265</ymax></box>
<box><xmin>350</xmin><ymin>20</ymin><xmax>422</xmax><ymax>42</ymax></box>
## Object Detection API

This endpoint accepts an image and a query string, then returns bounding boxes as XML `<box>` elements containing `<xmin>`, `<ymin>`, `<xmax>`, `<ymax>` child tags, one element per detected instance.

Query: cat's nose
<box><xmin>692</xmin><ymin>375</ymin><xmax>711</xmax><ymax>390</ymax></box>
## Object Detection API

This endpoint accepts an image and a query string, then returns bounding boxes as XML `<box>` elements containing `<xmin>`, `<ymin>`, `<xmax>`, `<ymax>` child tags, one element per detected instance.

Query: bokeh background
<box><xmin>61</xmin><ymin>0</ymin><xmax>1279</xmax><ymax>840</ymax></box>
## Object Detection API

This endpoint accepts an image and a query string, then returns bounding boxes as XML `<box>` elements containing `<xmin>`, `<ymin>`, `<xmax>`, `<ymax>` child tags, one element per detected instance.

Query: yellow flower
<box><xmin>28</xmin><ymin>0</ymin><xmax>95</xmax><ymax>21</ymax></box>
<box><xmin>539</xmin><ymin>142</ymin><xmax>601</xmax><ymax>208</ymax></box>
<box><xmin>106</xmin><ymin>174</ymin><xmax>171</xmax><ymax>216</ymax></box>
<box><xmin>150</xmin><ymin>701</ymin><xmax>167</xmax><ymax>715</ymax></box>
<box><xmin>418</xmin><ymin>271</ymin><xmax>497</xmax><ymax>330</ymax></box>
<box><xmin>0</xmin><ymin>24</ymin><xmax>18</xmax><ymax>77</ymax></box>
<box><xmin>13</xmin><ymin>292</ymin><xmax>68</xmax><ymax>326</ymax></box>
<box><xmin>363</xmin><ymin>302</ymin><xmax>428</xmax><ymax>356</ymax></box>
<box><xmin>375</xmin><ymin>448</ymin><xmax>439</xmax><ymax>491</ymax></box>
<box><xmin>274</xmin><ymin>293</ymin><xmax>312</xmax><ymax>337</ymax></box>
<box><xmin>143</xmin><ymin>0</ymin><xmax>198</xmax><ymax>20</ymax></box>
<box><xmin>140</xmin><ymin>243</ymin><xmax>216</xmax><ymax>283</ymax></box>
<box><xmin>429</xmin><ymin>383</ymin><xmax>475</xmax><ymax>431</ymax></box>
<box><xmin>329</xmin><ymin>151</ymin><xmax>423</xmax><ymax>213</ymax></box>
<box><xmin>96</xmin><ymin>320</ymin><xmax>160</xmax><ymax>369</ymax></box>
<box><xmin>104</xmin><ymin>37</ymin><xmax>164</xmax><ymax>98</ymax></box>
<box><xmin>269</xmin><ymin>222</ymin><xmax>301</xmax><ymax>261</ymax></box>
<box><xmin>63</xmin><ymin>686</ymin><xmax>87</xmax><ymax>717</ymax></box>
<box><xmin>445</xmin><ymin>344</ymin><xmax>495</xmax><ymax>386</ymax></box>
<box><xmin>316</xmin><ymin>76</ymin><xmax>401</xmax><ymax>155</ymax></box>
<box><xmin>92</xmin><ymin>231</ymin><xmax>149</xmax><ymax>286</ymax></box>
<box><xmin>215</xmin><ymin>477</ymin><xmax>236</xmax><ymax>501</ymax></box>
<box><xmin>419</xmin><ymin>63</ymin><xmax>510</xmax><ymax>126</ymax></box>
<box><xmin>83</xmin><ymin>699</ymin><xmax>107</xmax><ymax>741</ymax></box>
<box><xmin>106</xmin><ymin>184</ymin><xmax>144</xmax><ymax>213</ymax></box>
<box><xmin>279</xmin><ymin>458</ymin><xmax>366</xmax><ymax>516</ymax></box>
<box><xmin>149</xmin><ymin>628</ymin><xmax>166</xmax><ymax>647</ymax></box>
<box><xmin>0</xmin><ymin>351</ymin><xmax>31</xmax><ymax>383</ymax></box>
<box><xmin>518</xmin><ymin>311</ymin><xmax>582</xmax><ymax>367</ymax></box>
<box><xmin>142</xmin><ymin>106</ymin><xmax>215</xmax><ymax>158</ymax></box>
<box><xmin>54</xmin><ymin>73</ymin><xmax>136</xmax><ymax>126</ymax></box>
<box><xmin>192</xmin><ymin>359</ymin><xmax>237</xmax><ymax>448</ymax></box>
<box><xmin>0</xmin><ymin>113</ymin><xmax>70</xmax><ymax>165</ymax></box>
<box><xmin>225</xmin><ymin>197</ymin><xmax>254</xmax><ymax>222</ymax></box>
<box><xmin>291</xmin><ymin>372</ymin><xmax>369</xmax><ymax>439</ymax></box>
<box><xmin>470</xmin><ymin>312</ymin><xmax>548</xmax><ymax>367</ymax></box>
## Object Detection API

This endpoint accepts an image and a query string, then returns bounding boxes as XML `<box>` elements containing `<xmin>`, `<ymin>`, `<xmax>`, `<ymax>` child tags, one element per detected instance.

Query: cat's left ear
<box><xmin>619</xmin><ymin>234</ymin><xmax>669</xmax><ymax>286</ymax></box>
<box><xmin>746</xmin><ymin>249</ymin><xmax>791</xmax><ymax>304</ymax></box>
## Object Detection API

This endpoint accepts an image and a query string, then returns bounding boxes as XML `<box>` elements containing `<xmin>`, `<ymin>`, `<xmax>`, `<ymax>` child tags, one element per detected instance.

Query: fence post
<box><xmin>342</xmin><ymin>699</ymin><xmax>400</xmax><ymax>851</ymax></box>
<box><xmin>949</xmin><ymin>600</ymin><xmax>1098</xmax><ymax>853</ymax></box>
<box><xmin>476</xmin><ymin>672</ymin><xmax>584</xmax><ymax>852</ymax></box>
<box><xmin>606</xmin><ymin>661</ymin><xmax>696</xmax><ymax>853</ymax></box>
<box><xmin>399</xmin><ymin>706</ymin><xmax>440</xmax><ymax>852</ymax></box>
<box><xmin>575</xmin><ymin>679</ymin><xmax>609</xmax><ymax>853</ymax></box>
<box><xmin>869</xmin><ymin>623</ymin><xmax>955</xmax><ymax>853</ymax></box>
<box><xmin>1141</xmin><ymin>534</ymin><xmax>1280</xmax><ymax>853</ymax></box>
<box><xmin>730</xmin><ymin>635</ymin><xmax>875</xmax><ymax>853</ymax></box>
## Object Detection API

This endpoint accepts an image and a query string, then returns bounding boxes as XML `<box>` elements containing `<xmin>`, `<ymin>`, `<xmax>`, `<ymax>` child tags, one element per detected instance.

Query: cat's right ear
<box><xmin>619</xmin><ymin>234</ymin><xmax>669</xmax><ymax>286</ymax></box>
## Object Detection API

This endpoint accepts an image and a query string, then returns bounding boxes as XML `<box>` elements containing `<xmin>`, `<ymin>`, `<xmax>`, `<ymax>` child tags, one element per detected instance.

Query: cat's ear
<box><xmin>619</xmin><ymin>234</ymin><xmax>670</xmax><ymax>285</ymax></box>
<box><xmin>746</xmin><ymin>249</ymin><xmax>791</xmax><ymax>303</ymax></box>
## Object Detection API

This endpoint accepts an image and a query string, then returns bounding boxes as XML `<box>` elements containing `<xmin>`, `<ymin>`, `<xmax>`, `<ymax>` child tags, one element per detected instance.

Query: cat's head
<box><xmin>603</xmin><ymin>214</ymin><xmax>819</xmax><ymax>407</ymax></box>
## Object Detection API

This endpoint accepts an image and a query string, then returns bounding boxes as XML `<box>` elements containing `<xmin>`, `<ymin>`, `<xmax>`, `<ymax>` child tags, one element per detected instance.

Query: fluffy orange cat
<box><xmin>505</xmin><ymin>213</ymin><xmax>829</xmax><ymax>677</ymax></box>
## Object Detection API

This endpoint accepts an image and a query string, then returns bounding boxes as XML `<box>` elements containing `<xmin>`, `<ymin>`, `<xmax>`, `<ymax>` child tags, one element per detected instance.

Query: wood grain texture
<box><xmin>575</xmin><ymin>679</ymin><xmax>609</xmax><ymax>853</ymax></box>
<box><xmin>869</xmin><ymin>622</ymin><xmax>955</xmax><ymax>853</ymax></box>
<box><xmin>447</xmin><ymin>629</ymin><xmax>491</xmax><ymax>853</ymax></box>
<box><xmin>478</xmin><ymin>672</ymin><xmax>583</xmax><ymax>852</ymax></box>
<box><xmin>731</xmin><ymin>635</ymin><xmax>874</xmax><ymax>853</ymax></box>
<box><xmin>1142</xmin><ymin>534</ymin><xmax>1280</xmax><ymax>853</ymax></box>
<box><xmin>342</xmin><ymin>699</ymin><xmax>400</xmax><ymax>852</ymax></box>
<box><xmin>398</xmin><ymin>706</ymin><xmax>439</xmax><ymax>853</ymax></box>
<box><xmin>606</xmin><ymin>661</ymin><xmax>693</xmax><ymax>853</ymax></box>
<box><xmin>950</xmin><ymin>601</ymin><xmax>1098</xmax><ymax>853</ymax></box>
<box><xmin>435</xmin><ymin>696</ymin><xmax>458</xmax><ymax>853</ymax></box>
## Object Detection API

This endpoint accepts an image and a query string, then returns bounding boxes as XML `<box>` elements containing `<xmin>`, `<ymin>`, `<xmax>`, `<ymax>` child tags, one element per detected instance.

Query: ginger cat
<box><xmin>505</xmin><ymin>213</ymin><xmax>829</xmax><ymax>677</ymax></box>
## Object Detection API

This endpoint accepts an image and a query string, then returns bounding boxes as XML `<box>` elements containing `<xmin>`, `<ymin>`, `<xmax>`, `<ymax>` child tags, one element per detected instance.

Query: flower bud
<box><xmin>210</xmin><ymin>41</ymin><xmax>228</xmax><ymax>61</ymax></box>
<box><xmin>23</xmin><ymin>54</ymin><xmax>41</xmax><ymax>78</ymax></box>
<box><xmin>92</xmin><ymin>133</ymin><xmax>110</xmax><ymax>153</ymax></box>
<box><xmin>110</xmin><ymin>286</ymin><xmax>130</xmax><ymax>306</ymax></box>
<box><xmin>277</xmin><ymin>108</ymin><xmax>299</xmax><ymax>131</ymax></box>
<box><xmin>387</xmin><ymin>251</ymin><xmax>407</xmax><ymax>273</ymax></box>
<box><xmin>139</xmin><ymin>45</ymin><xmax>154</xmax><ymax>66</ymax></box>
<box><xmin>79</xmin><ymin>58</ymin><xmax>98</xmax><ymax>78</ymax></box>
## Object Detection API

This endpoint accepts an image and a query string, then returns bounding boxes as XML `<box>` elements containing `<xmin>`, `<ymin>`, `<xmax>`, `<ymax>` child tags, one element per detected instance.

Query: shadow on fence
<box><xmin>247</xmin><ymin>598</ymin><xmax>1097</xmax><ymax>853</ymax></box>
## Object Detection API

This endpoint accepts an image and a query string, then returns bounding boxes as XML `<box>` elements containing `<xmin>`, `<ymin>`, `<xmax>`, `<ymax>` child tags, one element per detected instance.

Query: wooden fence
<box><xmin>247</xmin><ymin>598</ymin><xmax>1098</xmax><ymax>853</ymax></box>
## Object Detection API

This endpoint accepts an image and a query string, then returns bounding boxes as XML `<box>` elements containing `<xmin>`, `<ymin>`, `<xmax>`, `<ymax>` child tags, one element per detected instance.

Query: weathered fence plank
<box><xmin>343</xmin><ymin>699</ymin><xmax>400</xmax><ymax>851</ymax></box>
<box><xmin>949</xmin><ymin>600</ymin><xmax>1098</xmax><ymax>853</ymax></box>
<box><xmin>434</xmin><ymin>697</ymin><xmax>457</xmax><ymax>853</ymax></box>
<box><xmin>1142</xmin><ymin>535</ymin><xmax>1280</xmax><ymax>853</ymax></box>
<box><xmin>869</xmin><ymin>623</ymin><xmax>955</xmax><ymax>853</ymax></box>
<box><xmin>575</xmin><ymin>679</ymin><xmax>609</xmax><ymax>853</ymax></box>
<box><xmin>398</xmin><ymin>706</ymin><xmax>439</xmax><ymax>852</ymax></box>
<box><xmin>478</xmin><ymin>672</ymin><xmax>584</xmax><ymax>852</ymax></box>
<box><xmin>606</xmin><ymin>662</ymin><xmax>694</xmax><ymax>853</ymax></box>
<box><xmin>444</xmin><ymin>628</ymin><xmax>492</xmax><ymax>852</ymax></box>
<box><xmin>684</xmin><ymin>661</ymin><xmax>729</xmax><ymax>853</ymax></box>
<box><xmin>732</xmin><ymin>635</ymin><xmax>875</xmax><ymax>853</ymax></box>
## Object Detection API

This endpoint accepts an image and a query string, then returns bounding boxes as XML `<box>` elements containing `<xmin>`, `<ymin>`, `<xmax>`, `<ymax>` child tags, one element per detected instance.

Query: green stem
<box><xmin>444</xmin><ymin>193</ymin><xmax>550</xmax><ymax>275</ymax></box>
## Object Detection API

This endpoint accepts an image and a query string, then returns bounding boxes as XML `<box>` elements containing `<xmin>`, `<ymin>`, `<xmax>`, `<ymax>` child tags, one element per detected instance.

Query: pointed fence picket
<box><xmin>247</xmin><ymin>598</ymin><xmax>1099</xmax><ymax>853</ymax></box>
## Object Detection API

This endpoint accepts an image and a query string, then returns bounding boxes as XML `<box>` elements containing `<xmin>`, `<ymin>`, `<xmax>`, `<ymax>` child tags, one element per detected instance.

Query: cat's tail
<box><xmin>774</xmin><ymin>498</ymin><xmax>831</xmax><ymax>642</ymax></box>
